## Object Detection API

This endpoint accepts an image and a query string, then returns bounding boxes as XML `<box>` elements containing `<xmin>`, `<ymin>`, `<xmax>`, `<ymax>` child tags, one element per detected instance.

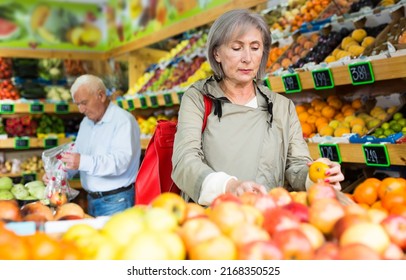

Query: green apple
<box><xmin>393</xmin><ymin>112</ymin><xmax>403</xmax><ymax>120</ymax></box>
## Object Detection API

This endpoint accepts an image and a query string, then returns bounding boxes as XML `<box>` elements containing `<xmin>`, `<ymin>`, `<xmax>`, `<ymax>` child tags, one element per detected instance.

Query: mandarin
<box><xmin>378</xmin><ymin>177</ymin><xmax>406</xmax><ymax>200</ymax></box>
<box><xmin>25</xmin><ymin>232</ymin><xmax>62</xmax><ymax>260</ymax></box>
<box><xmin>353</xmin><ymin>182</ymin><xmax>378</xmax><ymax>206</ymax></box>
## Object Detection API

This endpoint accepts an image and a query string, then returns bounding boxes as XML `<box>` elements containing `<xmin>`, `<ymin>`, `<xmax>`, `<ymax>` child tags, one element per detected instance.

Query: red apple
<box><xmin>307</xmin><ymin>181</ymin><xmax>337</xmax><ymax>205</ymax></box>
<box><xmin>49</xmin><ymin>190</ymin><xmax>68</xmax><ymax>207</ymax></box>
<box><xmin>262</xmin><ymin>208</ymin><xmax>300</xmax><ymax>236</ymax></box>
<box><xmin>309</xmin><ymin>198</ymin><xmax>345</xmax><ymax>235</ymax></box>
<box><xmin>208</xmin><ymin>201</ymin><xmax>247</xmax><ymax>235</ymax></box>
<box><xmin>183</xmin><ymin>202</ymin><xmax>208</xmax><ymax>221</ymax></box>
<box><xmin>240</xmin><ymin>192</ymin><xmax>276</xmax><ymax>214</ymax></box>
<box><xmin>337</xmin><ymin>243</ymin><xmax>381</xmax><ymax>260</ymax></box>
<box><xmin>381</xmin><ymin>214</ymin><xmax>406</xmax><ymax>250</ymax></box>
<box><xmin>283</xmin><ymin>201</ymin><xmax>309</xmax><ymax>222</ymax></box>
<box><xmin>228</xmin><ymin>223</ymin><xmax>270</xmax><ymax>248</ymax></box>
<box><xmin>272</xmin><ymin>228</ymin><xmax>314</xmax><ymax>260</ymax></box>
<box><xmin>314</xmin><ymin>241</ymin><xmax>339</xmax><ymax>260</ymax></box>
<box><xmin>238</xmin><ymin>240</ymin><xmax>283</xmax><ymax>260</ymax></box>
<box><xmin>332</xmin><ymin>214</ymin><xmax>369</xmax><ymax>240</ymax></box>
<box><xmin>382</xmin><ymin>242</ymin><xmax>404</xmax><ymax>260</ymax></box>
<box><xmin>211</xmin><ymin>193</ymin><xmax>241</xmax><ymax>208</ymax></box>
<box><xmin>299</xmin><ymin>223</ymin><xmax>325</xmax><ymax>250</ymax></box>
<box><xmin>178</xmin><ymin>217</ymin><xmax>222</xmax><ymax>252</ymax></box>
<box><xmin>340</xmin><ymin>222</ymin><xmax>390</xmax><ymax>254</ymax></box>
<box><xmin>151</xmin><ymin>192</ymin><xmax>187</xmax><ymax>224</ymax></box>
<box><xmin>268</xmin><ymin>187</ymin><xmax>292</xmax><ymax>207</ymax></box>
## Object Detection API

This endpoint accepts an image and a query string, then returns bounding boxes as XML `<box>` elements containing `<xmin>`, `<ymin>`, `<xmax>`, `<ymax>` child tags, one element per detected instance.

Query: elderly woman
<box><xmin>172</xmin><ymin>9</ymin><xmax>344</xmax><ymax>205</ymax></box>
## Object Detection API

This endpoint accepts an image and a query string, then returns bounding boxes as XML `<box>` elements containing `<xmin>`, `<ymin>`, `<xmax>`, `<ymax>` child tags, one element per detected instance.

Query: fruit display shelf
<box><xmin>0</xmin><ymin>102</ymin><xmax>79</xmax><ymax>114</ymax></box>
<box><xmin>0</xmin><ymin>137</ymin><xmax>72</xmax><ymax>149</ymax></box>
<box><xmin>267</xmin><ymin>54</ymin><xmax>406</xmax><ymax>93</ymax></box>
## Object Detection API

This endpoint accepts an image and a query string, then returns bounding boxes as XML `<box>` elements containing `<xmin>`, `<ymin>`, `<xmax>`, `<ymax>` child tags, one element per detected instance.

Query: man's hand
<box><xmin>60</xmin><ymin>152</ymin><xmax>81</xmax><ymax>170</ymax></box>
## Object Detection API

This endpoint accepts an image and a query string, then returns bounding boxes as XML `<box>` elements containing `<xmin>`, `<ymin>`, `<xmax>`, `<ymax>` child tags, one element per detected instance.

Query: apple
<box><xmin>211</xmin><ymin>193</ymin><xmax>242</xmax><ymax>208</ymax></box>
<box><xmin>340</xmin><ymin>222</ymin><xmax>390</xmax><ymax>254</ymax></box>
<box><xmin>188</xmin><ymin>234</ymin><xmax>237</xmax><ymax>260</ymax></box>
<box><xmin>119</xmin><ymin>230</ymin><xmax>186</xmax><ymax>260</ymax></box>
<box><xmin>367</xmin><ymin>208</ymin><xmax>388</xmax><ymax>224</ymax></box>
<box><xmin>344</xmin><ymin>203</ymin><xmax>368</xmax><ymax>216</ymax></box>
<box><xmin>49</xmin><ymin>190</ymin><xmax>68</xmax><ymax>207</ymax></box>
<box><xmin>262</xmin><ymin>208</ymin><xmax>300</xmax><ymax>236</ymax></box>
<box><xmin>208</xmin><ymin>201</ymin><xmax>247</xmax><ymax>235</ymax></box>
<box><xmin>228</xmin><ymin>223</ymin><xmax>270</xmax><ymax>248</ymax></box>
<box><xmin>307</xmin><ymin>181</ymin><xmax>337</xmax><ymax>205</ymax></box>
<box><xmin>309</xmin><ymin>198</ymin><xmax>345</xmax><ymax>235</ymax></box>
<box><xmin>238</xmin><ymin>240</ymin><xmax>283</xmax><ymax>260</ymax></box>
<box><xmin>53</xmin><ymin>202</ymin><xmax>84</xmax><ymax>221</ymax></box>
<box><xmin>380</xmin><ymin>214</ymin><xmax>406</xmax><ymax>250</ymax></box>
<box><xmin>382</xmin><ymin>242</ymin><xmax>404</xmax><ymax>260</ymax></box>
<box><xmin>239</xmin><ymin>192</ymin><xmax>276</xmax><ymax>214</ymax></box>
<box><xmin>337</xmin><ymin>243</ymin><xmax>381</xmax><ymax>260</ymax></box>
<box><xmin>299</xmin><ymin>223</ymin><xmax>325</xmax><ymax>250</ymax></box>
<box><xmin>21</xmin><ymin>201</ymin><xmax>54</xmax><ymax>221</ymax></box>
<box><xmin>283</xmin><ymin>201</ymin><xmax>309</xmax><ymax>223</ymax></box>
<box><xmin>0</xmin><ymin>200</ymin><xmax>22</xmax><ymax>222</ymax></box>
<box><xmin>314</xmin><ymin>241</ymin><xmax>339</xmax><ymax>260</ymax></box>
<box><xmin>178</xmin><ymin>217</ymin><xmax>222</xmax><ymax>252</ymax></box>
<box><xmin>144</xmin><ymin>207</ymin><xmax>178</xmax><ymax>232</ymax></box>
<box><xmin>268</xmin><ymin>187</ymin><xmax>292</xmax><ymax>207</ymax></box>
<box><xmin>332</xmin><ymin>214</ymin><xmax>369</xmax><ymax>240</ymax></box>
<box><xmin>151</xmin><ymin>192</ymin><xmax>187</xmax><ymax>224</ymax></box>
<box><xmin>290</xmin><ymin>191</ymin><xmax>308</xmax><ymax>206</ymax></box>
<box><xmin>183</xmin><ymin>202</ymin><xmax>208</xmax><ymax>221</ymax></box>
<box><xmin>272</xmin><ymin>228</ymin><xmax>314</xmax><ymax>260</ymax></box>
<box><xmin>241</xmin><ymin>204</ymin><xmax>264</xmax><ymax>226</ymax></box>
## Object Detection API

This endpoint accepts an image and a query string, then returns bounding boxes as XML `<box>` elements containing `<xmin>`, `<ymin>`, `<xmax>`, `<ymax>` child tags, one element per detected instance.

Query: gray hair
<box><xmin>206</xmin><ymin>9</ymin><xmax>271</xmax><ymax>80</ymax></box>
<box><xmin>70</xmin><ymin>74</ymin><xmax>106</xmax><ymax>98</ymax></box>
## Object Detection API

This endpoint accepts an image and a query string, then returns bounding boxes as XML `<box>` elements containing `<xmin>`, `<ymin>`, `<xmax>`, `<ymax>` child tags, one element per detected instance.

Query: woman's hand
<box><xmin>226</xmin><ymin>179</ymin><xmax>268</xmax><ymax>196</ymax></box>
<box><xmin>308</xmin><ymin>158</ymin><xmax>345</xmax><ymax>190</ymax></box>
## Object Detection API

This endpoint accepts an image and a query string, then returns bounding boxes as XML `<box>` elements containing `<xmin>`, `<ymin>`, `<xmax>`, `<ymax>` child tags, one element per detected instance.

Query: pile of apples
<box><xmin>59</xmin><ymin>167</ymin><xmax>405</xmax><ymax>260</ymax></box>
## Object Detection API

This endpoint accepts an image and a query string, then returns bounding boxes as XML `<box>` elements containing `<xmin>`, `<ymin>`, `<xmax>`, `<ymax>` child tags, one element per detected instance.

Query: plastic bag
<box><xmin>42</xmin><ymin>142</ymin><xmax>79</xmax><ymax>206</ymax></box>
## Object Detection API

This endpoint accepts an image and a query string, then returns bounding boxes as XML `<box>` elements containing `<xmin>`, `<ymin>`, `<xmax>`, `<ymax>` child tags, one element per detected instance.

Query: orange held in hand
<box><xmin>309</xmin><ymin>162</ymin><xmax>329</xmax><ymax>183</ymax></box>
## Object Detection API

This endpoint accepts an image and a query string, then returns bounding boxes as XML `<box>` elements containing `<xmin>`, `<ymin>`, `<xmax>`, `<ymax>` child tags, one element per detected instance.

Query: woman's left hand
<box><xmin>307</xmin><ymin>158</ymin><xmax>345</xmax><ymax>190</ymax></box>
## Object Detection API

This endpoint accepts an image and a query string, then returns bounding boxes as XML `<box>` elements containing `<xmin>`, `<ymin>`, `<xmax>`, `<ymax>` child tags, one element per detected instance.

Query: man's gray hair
<box><xmin>206</xmin><ymin>9</ymin><xmax>271</xmax><ymax>80</ymax></box>
<box><xmin>70</xmin><ymin>74</ymin><xmax>106</xmax><ymax>98</ymax></box>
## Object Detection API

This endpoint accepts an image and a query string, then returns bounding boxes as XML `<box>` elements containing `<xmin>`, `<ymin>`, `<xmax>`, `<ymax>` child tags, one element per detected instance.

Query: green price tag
<box><xmin>163</xmin><ymin>93</ymin><xmax>173</xmax><ymax>106</ymax></box>
<box><xmin>55</xmin><ymin>103</ymin><xmax>69</xmax><ymax>114</ymax></box>
<box><xmin>348</xmin><ymin>61</ymin><xmax>375</xmax><ymax>85</ymax></box>
<box><xmin>22</xmin><ymin>172</ymin><xmax>37</xmax><ymax>184</ymax></box>
<box><xmin>44</xmin><ymin>137</ymin><xmax>58</xmax><ymax>148</ymax></box>
<box><xmin>312</xmin><ymin>68</ymin><xmax>334</xmax><ymax>90</ymax></box>
<box><xmin>282</xmin><ymin>73</ymin><xmax>302</xmax><ymax>93</ymax></box>
<box><xmin>362</xmin><ymin>144</ymin><xmax>390</xmax><ymax>167</ymax></box>
<box><xmin>318</xmin><ymin>143</ymin><xmax>342</xmax><ymax>163</ymax></box>
<box><xmin>264</xmin><ymin>77</ymin><xmax>272</xmax><ymax>90</ymax></box>
<box><xmin>30</xmin><ymin>103</ymin><xmax>44</xmax><ymax>113</ymax></box>
<box><xmin>139</xmin><ymin>96</ymin><xmax>148</xmax><ymax>109</ymax></box>
<box><xmin>14</xmin><ymin>137</ymin><xmax>30</xmax><ymax>149</ymax></box>
<box><xmin>127</xmin><ymin>99</ymin><xmax>135</xmax><ymax>111</ymax></box>
<box><xmin>149</xmin><ymin>95</ymin><xmax>159</xmax><ymax>108</ymax></box>
<box><xmin>0</xmin><ymin>103</ymin><xmax>15</xmax><ymax>114</ymax></box>
<box><xmin>117</xmin><ymin>100</ymin><xmax>123</xmax><ymax>108</ymax></box>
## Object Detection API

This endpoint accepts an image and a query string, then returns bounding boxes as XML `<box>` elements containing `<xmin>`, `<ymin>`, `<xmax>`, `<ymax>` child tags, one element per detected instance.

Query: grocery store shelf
<box><xmin>0</xmin><ymin>102</ymin><xmax>79</xmax><ymax>114</ymax></box>
<box><xmin>0</xmin><ymin>137</ymin><xmax>73</xmax><ymax>149</ymax></box>
<box><xmin>308</xmin><ymin>142</ymin><xmax>406</xmax><ymax>166</ymax></box>
<box><xmin>267</xmin><ymin>55</ymin><xmax>406</xmax><ymax>93</ymax></box>
<box><xmin>1</xmin><ymin>171</ymin><xmax>82</xmax><ymax>189</ymax></box>
<box><xmin>140</xmin><ymin>136</ymin><xmax>406</xmax><ymax>166</ymax></box>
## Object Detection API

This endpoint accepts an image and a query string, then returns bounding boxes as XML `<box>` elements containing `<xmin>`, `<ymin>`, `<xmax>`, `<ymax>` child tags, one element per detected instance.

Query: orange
<box><xmin>389</xmin><ymin>204</ymin><xmax>406</xmax><ymax>217</ymax></box>
<box><xmin>25</xmin><ymin>232</ymin><xmax>62</xmax><ymax>260</ymax></box>
<box><xmin>341</xmin><ymin>104</ymin><xmax>353</xmax><ymax>114</ymax></box>
<box><xmin>378</xmin><ymin>177</ymin><xmax>406</xmax><ymax>200</ymax></box>
<box><xmin>353</xmin><ymin>182</ymin><xmax>378</xmax><ymax>206</ymax></box>
<box><xmin>362</xmin><ymin>178</ymin><xmax>381</xmax><ymax>190</ymax></box>
<box><xmin>309</xmin><ymin>162</ymin><xmax>329</xmax><ymax>183</ymax></box>
<box><xmin>351</xmin><ymin>98</ymin><xmax>363</xmax><ymax>109</ymax></box>
<box><xmin>298</xmin><ymin>111</ymin><xmax>310</xmax><ymax>122</ymax></box>
<box><xmin>315</xmin><ymin>117</ymin><xmax>329</xmax><ymax>128</ymax></box>
<box><xmin>321</xmin><ymin>106</ymin><xmax>336</xmax><ymax>119</ymax></box>
<box><xmin>370</xmin><ymin>200</ymin><xmax>386</xmax><ymax>211</ymax></box>
<box><xmin>328</xmin><ymin>99</ymin><xmax>343</xmax><ymax>111</ymax></box>
<box><xmin>296</xmin><ymin>105</ymin><xmax>307</xmax><ymax>115</ymax></box>
<box><xmin>319</xmin><ymin>125</ymin><xmax>334</xmax><ymax>136</ymax></box>
<box><xmin>381</xmin><ymin>192</ymin><xmax>406</xmax><ymax>211</ymax></box>
<box><xmin>306</xmin><ymin>115</ymin><xmax>318</xmax><ymax>125</ymax></box>
<box><xmin>301</xmin><ymin>122</ymin><xmax>314</xmax><ymax>138</ymax></box>
<box><xmin>343</xmin><ymin>108</ymin><xmax>355</xmax><ymax>117</ymax></box>
<box><xmin>0</xmin><ymin>227</ymin><xmax>29</xmax><ymax>260</ymax></box>
<box><xmin>334</xmin><ymin>126</ymin><xmax>350</xmax><ymax>137</ymax></box>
